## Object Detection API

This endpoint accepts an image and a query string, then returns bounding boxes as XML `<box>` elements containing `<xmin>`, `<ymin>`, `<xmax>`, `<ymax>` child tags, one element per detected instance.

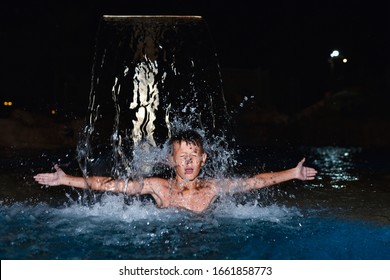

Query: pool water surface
<box><xmin>1</xmin><ymin>146</ymin><xmax>389</xmax><ymax>259</ymax></box>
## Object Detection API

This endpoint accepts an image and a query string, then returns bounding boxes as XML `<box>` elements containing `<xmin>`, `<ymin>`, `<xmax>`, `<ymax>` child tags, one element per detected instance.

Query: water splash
<box><xmin>77</xmin><ymin>15</ymin><xmax>233</xmax><ymax>181</ymax></box>
<box><xmin>2</xmin><ymin>195</ymin><xmax>390</xmax><ymax>259</ymax></box>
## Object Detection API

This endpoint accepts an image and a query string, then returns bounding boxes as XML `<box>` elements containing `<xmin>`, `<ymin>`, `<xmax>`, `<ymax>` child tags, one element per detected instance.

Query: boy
<box><xmin>34</xmin><ymin>130</ymin><xmax>317</xmax><ymax>213</ymax></box>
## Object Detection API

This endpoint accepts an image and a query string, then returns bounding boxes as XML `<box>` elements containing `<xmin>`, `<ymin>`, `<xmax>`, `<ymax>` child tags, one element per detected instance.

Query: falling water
<box><xmin>77</xmin><ymin>15</ymin><xmax>234</xmax><ymax>181</ymax></box>
<box><xmin>2</xmin><ymin>15</ymin><xmax>390</xmax><ymax>261</ymax></box>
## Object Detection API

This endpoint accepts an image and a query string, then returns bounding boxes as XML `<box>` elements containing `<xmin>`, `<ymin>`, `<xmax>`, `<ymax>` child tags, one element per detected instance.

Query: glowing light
<box><xmin>330</xmin><ymin>50</ymin><xmax>340</xmax><ymax>57</ymax></box>
<box><xmin>3</xmin><ymin>101</ymin><xmax>13</xmax><ymax>106</ymax></box>
<box><xmin>129</xmin><ymin>59</ymin><xmax>163</xmax><ymax>147</ymax></box>
<box><xmin>343</xmin><ymin>58</ymin><xmax>348</xmax><ymax>63</ymax></box>
<box><xmin>51</xmin><ymin>109</ymin><xmax>56</xmax><ymax>115</ymax></box>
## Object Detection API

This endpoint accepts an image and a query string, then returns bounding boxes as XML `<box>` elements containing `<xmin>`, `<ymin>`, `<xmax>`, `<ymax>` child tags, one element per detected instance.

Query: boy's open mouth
<box><xmin>185</xmin><ymin>168</ymin><xmax>194</xmax><ymax>174</ymax></box>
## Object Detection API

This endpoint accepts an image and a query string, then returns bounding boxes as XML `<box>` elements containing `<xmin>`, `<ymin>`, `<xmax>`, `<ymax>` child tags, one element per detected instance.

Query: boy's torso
<box><xmin>149</xmin><ymin>178</ymin><xmax>218</xmax><ymax>213</ymax></box>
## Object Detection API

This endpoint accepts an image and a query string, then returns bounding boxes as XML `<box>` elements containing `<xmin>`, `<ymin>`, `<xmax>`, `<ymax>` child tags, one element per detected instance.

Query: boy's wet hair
<box><xmin>168</xmin><ymin>129</ymin><xmax>204</xmax><ymax>153</ymax></box>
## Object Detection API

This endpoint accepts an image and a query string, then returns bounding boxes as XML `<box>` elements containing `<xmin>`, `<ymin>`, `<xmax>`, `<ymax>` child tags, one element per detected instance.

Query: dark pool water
<box><xmin>1</xmin><ymin>146</ymin><xmax>390</xmax><ymax>259</ymax></box>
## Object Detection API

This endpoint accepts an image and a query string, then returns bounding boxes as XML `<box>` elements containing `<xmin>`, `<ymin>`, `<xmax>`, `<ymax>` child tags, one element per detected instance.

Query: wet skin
<box><xmin>34</xmin><ymin>141</ymin><xmax>317</xmax><ymax>213</ymax></box>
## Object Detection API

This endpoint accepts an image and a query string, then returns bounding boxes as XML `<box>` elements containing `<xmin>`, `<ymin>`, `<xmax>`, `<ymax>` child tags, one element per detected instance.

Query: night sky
<box><xmin>2</xmin><ymin>0</ymin><xmax>390</xmax><ymax>117</ymax></box>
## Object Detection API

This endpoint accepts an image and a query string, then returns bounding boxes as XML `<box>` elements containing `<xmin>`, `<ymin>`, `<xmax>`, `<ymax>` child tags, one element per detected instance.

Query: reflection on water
<box><xmin>1</xmin><ymin>146</ymin><xmax>390</xmax><ymax>259</ymax></box>
<box><xmin>311</xmin><ymin>146</ymin><xmax>360</xmax><ymax>188</ymax></box>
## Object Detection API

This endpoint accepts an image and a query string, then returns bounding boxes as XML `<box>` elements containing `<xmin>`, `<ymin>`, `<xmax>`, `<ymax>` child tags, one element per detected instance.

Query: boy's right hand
<box><xmin>33</xmin><ymin>164</ymin><xmax>66</xmax><ymax>186</ymax></box>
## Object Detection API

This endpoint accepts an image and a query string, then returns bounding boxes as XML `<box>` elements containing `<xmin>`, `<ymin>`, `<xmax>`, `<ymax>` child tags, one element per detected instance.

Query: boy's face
<box><xmin>170</xmin><ymin>141</ymin><xmax>207</xmax><ymax>182</ymax></box>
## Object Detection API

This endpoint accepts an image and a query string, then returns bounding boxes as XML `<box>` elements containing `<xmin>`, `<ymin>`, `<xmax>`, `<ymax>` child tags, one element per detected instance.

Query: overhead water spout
<box><xmin>77</xmin><ymin>15</ymin><xmax>233</xmax><ymax>179</ymax></box>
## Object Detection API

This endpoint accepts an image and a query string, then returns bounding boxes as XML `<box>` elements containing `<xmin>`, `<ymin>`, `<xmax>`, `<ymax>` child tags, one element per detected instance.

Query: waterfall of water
<box><xmin>77</xmin><ymin>15</ymin><xmax>234</xmax><ymax>181</ymax></box>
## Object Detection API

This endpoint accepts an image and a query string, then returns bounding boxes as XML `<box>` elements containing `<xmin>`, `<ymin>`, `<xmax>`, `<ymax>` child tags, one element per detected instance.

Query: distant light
<box><xmin>3</xmin><ymin>101</ymin><xmax>13</xmax><ymax>106</ymax></box>
<box><xmin>343</xmin><ymin>58</ymin><xmax>348</xmax><ymax>63</ymax></box>
<box><xmin>51</xmin><ymin>109</ymin><xmax>56</xmax><ymax>115</ymax></box>
<box><xmin>330</xmin><ymin>50</ymin><xmax>340</xmax><ymax>57</ymax></box>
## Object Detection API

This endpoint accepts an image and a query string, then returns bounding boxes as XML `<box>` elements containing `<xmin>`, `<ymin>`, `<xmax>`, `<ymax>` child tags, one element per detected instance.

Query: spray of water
<box><xmin>70</xmin><ymin>16</ymin><xmax>283</xmax><ymax>215</ymax></box>
<box><xmin>76</xmin><ymin>16</ymin><xmax>234</xmax><ymax>182</ymax></box>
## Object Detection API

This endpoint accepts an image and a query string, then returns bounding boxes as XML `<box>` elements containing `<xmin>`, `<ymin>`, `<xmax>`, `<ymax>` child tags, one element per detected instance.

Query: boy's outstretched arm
<box><xmin>34</xmin><ymin>165</ymin><xmax>84</xmax><ymax>188</ymax></box>
<box><xmin>33</xmin><ymin>165</ymin><xmax>143</xmax><ymax>194</ymax></box>
<box><xmin>222</xmin><ymin>158</ymin><xmax>317</xmax><ymax>194</ymax></box>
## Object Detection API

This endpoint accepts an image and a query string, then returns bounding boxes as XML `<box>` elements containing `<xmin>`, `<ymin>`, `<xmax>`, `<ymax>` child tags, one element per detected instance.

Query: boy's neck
<box><xmin>174</xmin><ymin>176</ymin><xmax>199</xmax><ymax>190</ymax></box>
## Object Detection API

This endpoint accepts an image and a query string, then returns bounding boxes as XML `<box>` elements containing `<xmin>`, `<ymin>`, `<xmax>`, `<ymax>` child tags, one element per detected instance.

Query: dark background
<box><xmin>1</xmin><ymin>0</ymin><xmax>390</xmax><ymax>148</ymax></box>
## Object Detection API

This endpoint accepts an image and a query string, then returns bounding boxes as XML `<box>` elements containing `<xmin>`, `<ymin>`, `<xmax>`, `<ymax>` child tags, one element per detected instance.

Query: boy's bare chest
<box><xmin>162</xmin><ymin>185</ymin><xmax>217</xmax><ymax>212</ymax></box>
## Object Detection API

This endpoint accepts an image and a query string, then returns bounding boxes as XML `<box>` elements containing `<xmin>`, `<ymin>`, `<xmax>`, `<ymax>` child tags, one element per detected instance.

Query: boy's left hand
<box><xmin>296</xmin><ymin>158</ymin><xmax>317</xmax><ymax>180</ymax></box>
